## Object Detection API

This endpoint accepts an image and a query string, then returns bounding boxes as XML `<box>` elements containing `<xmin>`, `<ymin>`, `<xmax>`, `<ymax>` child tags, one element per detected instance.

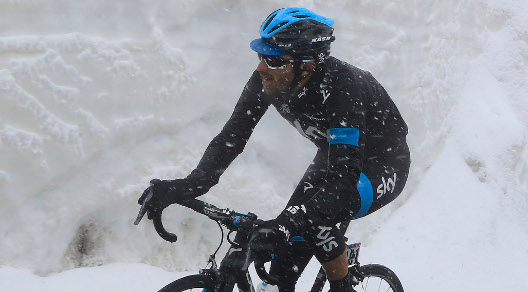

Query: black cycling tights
<box><xmin>270</xmin><ymin>145</ymin><xmax>410</xmax><ymax>292</ymax></box>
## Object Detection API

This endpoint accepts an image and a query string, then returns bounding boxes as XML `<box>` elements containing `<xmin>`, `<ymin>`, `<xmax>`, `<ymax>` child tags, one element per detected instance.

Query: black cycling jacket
<box><xmin>185</xmin><ymin>56</ymin><xmax>408</xmax><ymax>217</ymax></box>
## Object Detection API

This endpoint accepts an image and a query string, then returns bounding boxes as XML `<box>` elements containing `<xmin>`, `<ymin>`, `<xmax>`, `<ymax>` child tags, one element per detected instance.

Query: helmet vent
<box><xmin>269</xmin><ymin>22</ymin><xmax>288</xmax><ymax>34</ymax></box>
<box><xmin>263</xmin><ymin>14</ymin><xmax>277</xmax><ymax>30</ymax></box>
<box><xmin>288</xmin><ymin>10</ymin><xmax>300</xmax><ymax>14</ymax></box>
<box><xmin>294</xmin><ymin>15</ymin><xmax>310</xmax><ymax>18</ymax></box>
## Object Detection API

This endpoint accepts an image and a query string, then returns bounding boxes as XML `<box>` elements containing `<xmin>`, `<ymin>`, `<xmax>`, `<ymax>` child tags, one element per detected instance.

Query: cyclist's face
<box><xmin>256</xmin><ymin>54</ymin><xmax>295</xmax><ymax>95</ymax></box>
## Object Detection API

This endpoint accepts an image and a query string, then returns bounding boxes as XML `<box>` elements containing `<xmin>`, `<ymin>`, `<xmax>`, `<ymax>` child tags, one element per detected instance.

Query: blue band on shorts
<box><xmin>353</xmin><ymin>173</ymin><xmax>373</xmax><ymax>219</ymax></box>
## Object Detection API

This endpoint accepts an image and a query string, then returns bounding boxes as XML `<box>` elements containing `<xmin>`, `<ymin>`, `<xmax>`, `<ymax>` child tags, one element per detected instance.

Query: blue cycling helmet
<box><xmin>250</xmin><ymin>7</ymin><xmax>335</xmax><ymax>58</ymax></box>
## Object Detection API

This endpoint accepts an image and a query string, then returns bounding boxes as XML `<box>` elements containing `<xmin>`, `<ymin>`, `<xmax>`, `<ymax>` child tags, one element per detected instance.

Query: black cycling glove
<box><xmin>138</xmin><ymin>178</ymin><xmax>196</xmax><ymax>212</ymax></box>
<box><xmin>249</xmin><ymin>219</ymin><xmax>289</xmax><ymax>252</ymax></box>
<box><xmin>249</xmin><ymin>204</ymin><xmax>309</xmax><ymax>252</ymax></box>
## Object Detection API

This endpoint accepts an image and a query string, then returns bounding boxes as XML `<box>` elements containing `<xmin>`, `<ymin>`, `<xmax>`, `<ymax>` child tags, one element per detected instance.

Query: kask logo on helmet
<box><xmin>276</xmin><ymin>42</ymin><xmax>292</xmax><ymax>48</ymax></box>
<box><xmin>311</xmin><ymin>36</ymin><xmax>332</xmax><ymax>43</ymax></box>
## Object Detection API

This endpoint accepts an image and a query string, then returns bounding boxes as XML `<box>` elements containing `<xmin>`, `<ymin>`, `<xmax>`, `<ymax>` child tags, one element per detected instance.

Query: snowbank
<box><xmin>1</xmin><ymin>0</ymin><xmax>527</xmax><ymax>291</ymax></box>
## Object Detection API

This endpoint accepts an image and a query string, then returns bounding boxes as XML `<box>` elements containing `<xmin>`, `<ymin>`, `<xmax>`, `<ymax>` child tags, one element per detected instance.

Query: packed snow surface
<box><xmin>1</xmin><ymin>0</ymin><xmax>528</xmax><ymax>291</ymax></box>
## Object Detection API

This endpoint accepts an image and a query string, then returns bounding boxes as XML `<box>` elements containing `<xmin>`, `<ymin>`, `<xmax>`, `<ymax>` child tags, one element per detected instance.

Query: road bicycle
<box><xmin>134</xmin><ymin>191</ymin><xmax>404</xmax><ymax>292</ymax></box>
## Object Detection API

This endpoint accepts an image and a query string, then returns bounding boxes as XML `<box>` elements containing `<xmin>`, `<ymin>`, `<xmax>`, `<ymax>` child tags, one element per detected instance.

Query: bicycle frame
<box><xmin>201</xmin><ymin>244</ymin><xmax>257</xmax><ymax>292</ymax></box>
<box><xmin>135</xmin><ymin>197</ymin><xmax>363</xmax><ymax>292</ymax></box>
<box><xmin>205</xmin><ymin>219</ymin><xmax>259</xmax><ymax>292</ymax></box>
<box><xmin>200</xmin><ymin>238</ymin><xmax>362</xmax><ymax>292</ymax></box>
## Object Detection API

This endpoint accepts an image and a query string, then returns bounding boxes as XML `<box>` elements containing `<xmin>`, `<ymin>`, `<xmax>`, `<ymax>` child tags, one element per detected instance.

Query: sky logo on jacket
<box><xmin>292</xmin><ymin>120</ymin><xmax>328</xmax><ymax>141</ymax></box>
<box><xmin>376</xmin><ymin>173</ymin><xmax>397</xmax><ymax>198</ymax></box>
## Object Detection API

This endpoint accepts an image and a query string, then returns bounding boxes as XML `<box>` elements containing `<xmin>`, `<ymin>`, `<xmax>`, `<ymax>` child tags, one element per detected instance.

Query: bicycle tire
<box><xmin>356</xmin><ymin>264</ymin><xmax>404</xmax><ymax>292</ymax></box>
<box><xmin>157</xmin><ymin>274</ymin><xmax>216</xmax><ymax>292</ymax></box>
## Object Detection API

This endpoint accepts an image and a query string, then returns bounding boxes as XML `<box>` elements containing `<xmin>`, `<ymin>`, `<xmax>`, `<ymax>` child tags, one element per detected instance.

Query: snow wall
<box><xmin>1</xmin><ymin>0</ymin><xmax>527</xmax><ymax>291</ymax></box>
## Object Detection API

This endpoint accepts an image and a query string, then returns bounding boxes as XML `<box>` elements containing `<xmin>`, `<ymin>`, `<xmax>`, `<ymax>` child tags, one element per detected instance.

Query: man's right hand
<box><xmin>138</xmin><ymin>179</ymin><xmax>192</xmax><ymax>213</ymax></box>
<box><xmin>249</xmin><ymin>219</ymin><xmax>290</xmax><ymax>252</ymax></box>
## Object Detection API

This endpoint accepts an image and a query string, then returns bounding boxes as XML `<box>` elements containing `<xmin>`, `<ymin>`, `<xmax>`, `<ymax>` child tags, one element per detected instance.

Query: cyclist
<box><xmin>139</xmin><ymin>7</ymin><xmax>410</xmax><ymax>292</ymax></box>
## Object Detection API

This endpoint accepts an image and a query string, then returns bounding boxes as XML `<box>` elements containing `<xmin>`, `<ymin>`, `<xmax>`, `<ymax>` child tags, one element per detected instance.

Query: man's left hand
<box><xmin>249</xmin><ymin>205</ymin><xmax>308</xmax><ymax>252</ymax></box>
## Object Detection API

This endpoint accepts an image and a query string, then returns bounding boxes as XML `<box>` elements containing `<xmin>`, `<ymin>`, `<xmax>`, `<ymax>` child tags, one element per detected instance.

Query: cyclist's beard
<box><xmin>260</xmin><ymin>71</ymin><xmax>294</xmax><ymax>96</ymax></box>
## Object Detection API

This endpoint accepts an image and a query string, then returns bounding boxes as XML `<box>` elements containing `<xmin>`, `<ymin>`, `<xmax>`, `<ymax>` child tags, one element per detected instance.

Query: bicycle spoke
<box><xmin>357</xmin><ymin>275</ymin><xmax>395</xmax><ymax>292</ymax></box>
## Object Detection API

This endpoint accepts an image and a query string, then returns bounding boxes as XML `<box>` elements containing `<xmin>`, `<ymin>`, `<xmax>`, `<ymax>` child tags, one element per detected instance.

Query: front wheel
<box><xmin>355</xmin><ymin>264</ymin><xmax>404</xmax><ymax>292</ymax></box>
<box><xmin>158</xmin><ymin>274</ymin><xmax>216</xmax><ymax>292</ymax></box>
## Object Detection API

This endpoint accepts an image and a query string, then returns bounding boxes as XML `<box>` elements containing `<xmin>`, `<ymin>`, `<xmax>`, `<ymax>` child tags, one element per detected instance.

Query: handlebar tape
<box><xmin>152</xmin><ymin>210</ymin><xmax>178</xmax><ymax>243</ymax></box>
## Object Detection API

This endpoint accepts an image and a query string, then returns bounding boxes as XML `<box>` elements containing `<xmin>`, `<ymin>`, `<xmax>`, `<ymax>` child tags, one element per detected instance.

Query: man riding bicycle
<box><xmin>139</xmin><ymin>7</ymin><xmax>410</xmax><ymax>292</ymax></box>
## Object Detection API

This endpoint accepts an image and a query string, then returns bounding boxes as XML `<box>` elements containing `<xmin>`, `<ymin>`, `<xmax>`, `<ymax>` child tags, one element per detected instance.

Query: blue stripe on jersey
<box><xmin>329</xmin><ymin>128</ymin><xmax>360</xmax><ymax>146</ymax></box>
<box><xmin>352</xmin><ymin>173</ymin><xmax>374</xmax><ymax>219</ymax></box>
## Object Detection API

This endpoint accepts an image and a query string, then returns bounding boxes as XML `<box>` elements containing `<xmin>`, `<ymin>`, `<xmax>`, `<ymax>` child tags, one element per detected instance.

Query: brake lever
<box><xmin>134</xmin><ymin>188</ymin><xmax>154</xmax><ymax>225</ymax></box>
